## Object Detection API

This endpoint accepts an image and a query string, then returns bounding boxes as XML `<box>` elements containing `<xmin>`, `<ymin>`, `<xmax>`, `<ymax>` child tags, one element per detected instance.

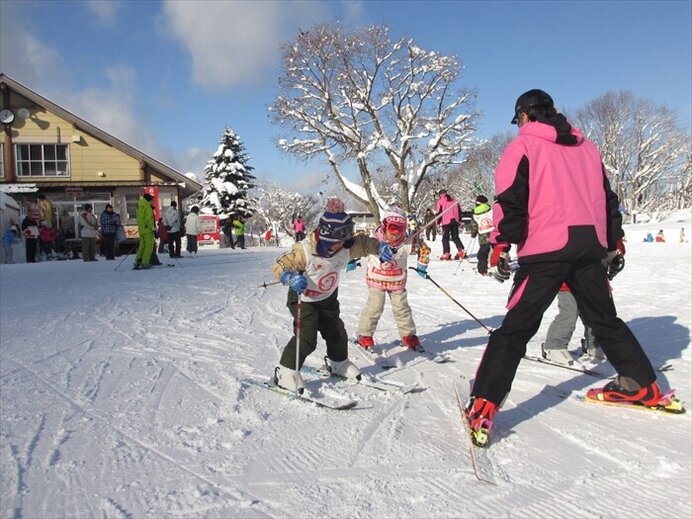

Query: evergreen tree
<box><xmin>201</xmin><ymin>128</ymin><xmax>256</xmax><ymax>217</ymax></box>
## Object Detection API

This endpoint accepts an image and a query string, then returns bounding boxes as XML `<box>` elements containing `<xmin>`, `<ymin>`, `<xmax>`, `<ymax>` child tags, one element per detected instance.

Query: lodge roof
<box><xmin>0</xmin><ymin>73</ymin><xmax>202</xmax><ymax>198</ymax></box>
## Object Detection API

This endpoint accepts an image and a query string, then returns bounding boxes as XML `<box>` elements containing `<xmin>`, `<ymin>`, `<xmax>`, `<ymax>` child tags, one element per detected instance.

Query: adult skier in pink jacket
<box><xmin>434</xmin><ymin>189</ymin><xmax>466</xmax><ymax>260</ymax></box>
<box><xmin>464</xmin><ymin>89</ymin><xmax>671</xmax><ymax>446</ymax></box>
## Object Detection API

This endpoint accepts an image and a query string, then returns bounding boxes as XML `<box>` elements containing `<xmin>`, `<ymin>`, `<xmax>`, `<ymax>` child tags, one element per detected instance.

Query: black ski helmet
<box><xmin>511</xmin><ymin>89</ymin><xmax>554</xmax><ymax>124</ymax></box>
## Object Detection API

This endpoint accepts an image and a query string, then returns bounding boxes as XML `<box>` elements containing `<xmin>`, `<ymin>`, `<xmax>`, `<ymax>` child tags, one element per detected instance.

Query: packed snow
<box><xmin>1</xmin><ymin>211</ymin><xmax>691</xmax><ymax>518</ymax></box>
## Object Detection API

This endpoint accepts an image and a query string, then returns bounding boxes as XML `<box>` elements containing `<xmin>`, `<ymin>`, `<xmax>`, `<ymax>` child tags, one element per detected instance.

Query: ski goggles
<box><xmin>384</xmin><ymin>220</ymin><xmax>407</xmax><ymax>233</ymax></box>
<box><xmin>319</xmin><ymin>221</ymin><xmax>354</xmax><ymax>241</ymax></box>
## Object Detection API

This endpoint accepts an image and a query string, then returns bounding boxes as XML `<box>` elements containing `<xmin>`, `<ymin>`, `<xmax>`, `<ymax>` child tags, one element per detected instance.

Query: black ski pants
<box><xmin>476</xmin><ymin>243</ymin><xmax>490</xmax><ymax>274</ymax></box>
<box><xmin>279</xmin><ymin>289</ymin><xmax>349</xmax><ymax>370</ymax></box>
<box><xmin>102</xmin><ymin>232</ymin><xmax>117</xmax><ymax>259</ymax></box>
<box><xmin>441</xmin><ymin>221</ymin><xmax>464</xmax><ymax>254</ymax></box>
<box><xmin>168</xmin><ymin>231</ymin><xmax>181</xmax><ymax>257</ymax></box>
<box><xmin>472</xmin><ymin>258</ymin><xmax>656</xmax><ymax>405</ymax></box>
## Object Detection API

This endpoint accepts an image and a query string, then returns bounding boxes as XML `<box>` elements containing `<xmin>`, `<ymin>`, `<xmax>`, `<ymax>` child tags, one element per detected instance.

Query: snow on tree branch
<box><xmin>574</xmin><ymin>91</ymin><xmax>690</xmax><ymax>213</ymax></box>
<box><xmin>270</xmin><ymin>23</ymin><xmax>479</xmax><ymax>221</ymax></box>
<box><xmin>201</xmin><ymin>128</ymin><xmax>256</xmax><ymax>219</ymax></box>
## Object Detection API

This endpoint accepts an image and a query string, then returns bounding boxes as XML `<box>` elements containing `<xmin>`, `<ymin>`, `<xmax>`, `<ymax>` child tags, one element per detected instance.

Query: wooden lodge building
<box><xmin>0</xmin><ymin>73</ymin><xmax>201</xmax><ymax>254</ymax></box>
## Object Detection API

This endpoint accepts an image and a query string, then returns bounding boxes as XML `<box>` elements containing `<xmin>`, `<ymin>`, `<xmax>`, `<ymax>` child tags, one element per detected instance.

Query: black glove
<box><xmin>490</xmin><ymin>246</ymin><xmax>511</xmax><ymax>283</ymax></box>
<box><xmin>606</xmin><ymin>252</ymin><xmax>625</xmax><ymax>280</ymax></box>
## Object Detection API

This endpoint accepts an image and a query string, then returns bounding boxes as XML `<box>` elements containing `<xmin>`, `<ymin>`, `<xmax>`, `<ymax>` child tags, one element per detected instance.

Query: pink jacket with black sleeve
<box><xmin>490</xmin><ymin>121</ymin><xmax>623</xmax><ymax>263</ymax></box>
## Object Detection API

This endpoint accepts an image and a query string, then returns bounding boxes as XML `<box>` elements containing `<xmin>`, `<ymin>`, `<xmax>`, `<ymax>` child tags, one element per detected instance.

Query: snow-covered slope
<box><xmin>1</xmin><ymin>210</ymin><xmax>690</xmax><ymax>518</ymax></box>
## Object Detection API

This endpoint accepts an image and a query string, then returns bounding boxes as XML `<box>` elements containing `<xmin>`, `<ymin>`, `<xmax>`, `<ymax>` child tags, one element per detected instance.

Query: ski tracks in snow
<box><xmin>1</xmin><ymin>357</ymin><xmax>275</xmax><ymax>518</ymax></box>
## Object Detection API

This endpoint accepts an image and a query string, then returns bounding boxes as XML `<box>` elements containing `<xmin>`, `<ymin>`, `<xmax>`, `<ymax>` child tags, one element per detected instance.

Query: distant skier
<box><xmin>468</xmin><ymin>195</ymin><xmax>493</xmax><ymax>275</ymax></box>
<box><xmin>465</xmin><ymin>89</ymin><xmax>678</xmax><ymax>446</ymax></box>
<box><xmin>434</xmin><ymin>189</ymin><xmax>465</xmax><ymax>260</ymax></box>
<box><xmin>292</xmin><ymin>215</ymin><xmax>306</xmax><ymax>242</ymax></box>
<box><xmin>271</xmin><ymin>197</ymin><xmax>393</xmax><ymax>393</ymax></box>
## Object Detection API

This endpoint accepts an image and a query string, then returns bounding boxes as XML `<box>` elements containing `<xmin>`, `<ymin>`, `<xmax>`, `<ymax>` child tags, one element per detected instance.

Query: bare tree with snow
<box><xmin>270</xmin><ymin>24</ymin><xmax>479</xmax><ymax>222</ymax></box>
<box><xmin>249</xmin><ymin>182</ymin><xmax>321</xmax><ymax>236</ymax></box>
<box><xmin>201</xmin><ymin>128</ymin><xmax>256</xmax><ymax>218</ymax></box>
<box><xmin>573</xmin><ymin>91</ymin><xmax>690</xmax><ymax>214</ymax></box>
<box><xmin>446</xmin><ymin>132</ymin><xmax>513</xmax><ymax>206</ymax></box>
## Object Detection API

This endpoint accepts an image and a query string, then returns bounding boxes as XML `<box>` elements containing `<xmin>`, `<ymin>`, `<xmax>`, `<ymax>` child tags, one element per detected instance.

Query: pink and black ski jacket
<box><xmin>434</xmin><ymin>194</ymin><xmax>461</xmax><ymax>226</ymax></box>
<box><xmin>490</xmin><ymin>121</ymin><xmax>623</xmax><ymax>262</ymax></box>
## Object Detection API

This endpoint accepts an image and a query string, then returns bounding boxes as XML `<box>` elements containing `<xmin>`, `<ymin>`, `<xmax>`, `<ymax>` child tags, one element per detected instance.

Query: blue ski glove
<box><xmin>378</xmin><ymin>242</ymin><xmax>394</xmax><ymax>263</ymax></box>
<box><xmin>415</xmin><ymin>263</ymin><xmax>428</xmax><ymax>278</ymax></box>
<box><xmin>280</xmin><ymin>271</ymin><xmax>308</xmax><ymax>294</ymax></box>
<box><xmin>345</xmin><ymin>259</ymin><xmax>359</xmax><ymax>272</ymax></box>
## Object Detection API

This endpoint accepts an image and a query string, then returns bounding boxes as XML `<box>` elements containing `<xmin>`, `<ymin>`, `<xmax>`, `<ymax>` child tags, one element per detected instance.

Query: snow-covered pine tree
<box><xmin>201</xmin><ymin>128</ymin><xmax>256</xmax><ymax>218</ymax></box>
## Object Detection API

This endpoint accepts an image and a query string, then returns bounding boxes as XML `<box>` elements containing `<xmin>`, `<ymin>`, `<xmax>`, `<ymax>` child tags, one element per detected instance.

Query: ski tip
<box><xmin>578</xmin><ymin>392</ymin><xmax>687</xmax><ymax>414</ymax></box>
<box><xmin>470</xmin><ymin>428</ymin><xmax>490</xmax><ymax>448</ymax></box>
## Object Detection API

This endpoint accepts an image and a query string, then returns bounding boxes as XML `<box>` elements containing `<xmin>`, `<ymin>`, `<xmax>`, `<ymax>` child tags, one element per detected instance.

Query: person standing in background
<box><xmin>293</xmin><ymin>215</ymin><xmax>306</xmax><ymax>242</ymax></box>
<box><xmin>79</xmin><ymin>203</ymin><xmax>99</xmax><ymax>262</ymax></box>
<box><xmin>2</xmin><ymin>224</ymin><xmax>20</xmax><ymax>264</ymax></box>
<box><xmin>468</xmin><ymin>195</ymin><xmax>493</xmax><ymax>275</ymax></box>
<box><xmin>157</xmin><ymin>218</ymin><xmax>168</xmax><ymax>254</ymax></box>
<box><xmin>134</xmin><ymin>194</ymin><xmax>155</xmax><ymax>269</ymax></box>
<box><xmin>233</xmin><ymin>215</ymin><xmax>246</xmax><ymax>250</ymax></box>
<box><xmin>424</xmin><ymin>208</ymin><xmax>437</xmax><ymax>242</ymax></box>
<box><xmin>185</xmin><ymin>206</ymin><xmax>202</xmax><ymax>257</ymax></box>
<box><xmin>99</xmin><ymin>204</ymin><xmax>120</xmax><ymax>260</ymax></box>
<box><xmin>163</xmin><ymin>201</ymin><xmax>182</xmax><ymax>258</ymax></box>
<box><xmin>434</xmin><ymin>189</ymin><xmax>465</xmax><ymax>260</ymax></box>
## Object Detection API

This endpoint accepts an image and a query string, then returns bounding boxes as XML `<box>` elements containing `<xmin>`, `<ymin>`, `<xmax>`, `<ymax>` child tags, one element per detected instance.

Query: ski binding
<box><xmin>247</xmin><ymin>378</ymin><xmax>358</xmax><ymax>410</ymax></box>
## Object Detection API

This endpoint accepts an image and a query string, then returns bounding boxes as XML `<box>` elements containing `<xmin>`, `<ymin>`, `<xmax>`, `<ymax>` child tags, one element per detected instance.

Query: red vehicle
<box><xmin>198</xmin><ymin>214</ymin><xmax>220</xmax><ymax>248</ymax></box>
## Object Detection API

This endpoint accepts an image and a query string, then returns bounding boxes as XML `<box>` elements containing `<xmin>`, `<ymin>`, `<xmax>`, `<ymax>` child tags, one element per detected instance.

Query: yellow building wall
<box><xmin>8</xmin><ymin>108</ymin><xmax>143</xmax><ymax>183</ymax></box>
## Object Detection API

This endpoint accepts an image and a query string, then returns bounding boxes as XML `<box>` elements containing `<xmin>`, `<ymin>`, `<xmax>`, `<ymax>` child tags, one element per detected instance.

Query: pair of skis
<box><xmin>352</xmin><ymin>337</ymin><xmax>452</xmax><ymax>371</ymax></box>
<box><xmin>250</xmin><ymin>357</ymin><xmax>420</xmax><ymax>410</ymax></box>
<box><xmin>249</xmin><ymin>378</ymin><xmax>358</xmax><ymax>410</ymax></box>
<box><xmin>302</xmin><ymin>361</ymin><xmax>420</xmax><ymax>395</ymax></box>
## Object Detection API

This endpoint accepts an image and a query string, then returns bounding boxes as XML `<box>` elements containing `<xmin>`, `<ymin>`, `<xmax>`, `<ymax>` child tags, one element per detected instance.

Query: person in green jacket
<box><xmin>134</xmin><ymin>193</ymin><xmax>155</xmax><ymax>270</ymax></box>
<box><xmin>233</xmin><ymin>216</ymin><xmax>246</xmax><ymax>249</ymax></box>
<box><xmin>468</xmin><ymin>195</ymin><xmax>494</xmax><ymax>275</ymax></box>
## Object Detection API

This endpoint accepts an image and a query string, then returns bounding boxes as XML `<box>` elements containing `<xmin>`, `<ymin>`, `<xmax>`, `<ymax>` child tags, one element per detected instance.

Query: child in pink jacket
<box><xmin>355</xmin><ymin>208</ymin><xmax>430</xmax><ymax>350</ymax></box>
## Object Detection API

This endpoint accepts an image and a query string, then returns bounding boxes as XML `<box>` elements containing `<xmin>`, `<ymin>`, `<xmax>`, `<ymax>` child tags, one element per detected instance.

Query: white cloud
<box><xmin>0</xmin><ymin>2</ymin><xmax>67</xmax><ymax>87</ymax></box>
<box><xmin>341</xmin><ymin>0</ymin><xmax>365</xmax><ymax>24</ymax></box>
<box><xmin>84</xmin><ymin>0</ymin><xmax>120</xmax><ymax>26</ymax></box>
<box><xmin>162</xmin><ymin>0</ymin><xmax>328</xmax><ymax>88</ymax></box>
<box><xmin>59</xmin><ymin>65</ymin><xmax>165</xmax><ymax>160</ymax></box>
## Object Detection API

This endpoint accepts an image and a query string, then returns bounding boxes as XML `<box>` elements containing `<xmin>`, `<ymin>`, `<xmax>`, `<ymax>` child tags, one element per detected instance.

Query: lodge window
<box><xmin>16</xmin><ymin>143</ymin><xmax>70</xmax><ymax>177</ymax></box>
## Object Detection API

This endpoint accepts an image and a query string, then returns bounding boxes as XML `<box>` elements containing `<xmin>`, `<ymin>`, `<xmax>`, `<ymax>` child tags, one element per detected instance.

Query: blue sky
<box><xmin>1</xmin><ymin>0</ymin><xmax>690</xmax><ymax>193</ymax></box>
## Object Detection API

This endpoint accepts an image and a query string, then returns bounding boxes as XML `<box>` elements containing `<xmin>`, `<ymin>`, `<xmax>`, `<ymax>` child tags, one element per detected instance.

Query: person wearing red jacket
<box><xmin>465</xmin><ymin>89</ymin><xmax>667</xmax><ymax>446</ymax></box>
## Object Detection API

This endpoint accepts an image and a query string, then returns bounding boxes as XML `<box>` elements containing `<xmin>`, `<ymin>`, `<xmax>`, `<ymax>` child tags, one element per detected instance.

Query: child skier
<box><xmin>272</xmin><ymin>197</ymin><xmax>393</xmax><ymax>393</ymax></box>
<box><xmin>355</xmin><ymin>208</ymin><xmax>431</xmax><ymax>351</ymax></box>
<box><xmin>468</xmin><ymin>195</ymin><xmax>493</xmax><ymax>275</ymax></box>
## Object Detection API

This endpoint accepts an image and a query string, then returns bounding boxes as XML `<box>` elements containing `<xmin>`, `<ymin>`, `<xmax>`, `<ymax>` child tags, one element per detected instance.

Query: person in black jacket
<box><xmin>21</xmin><ymin>214</ymin><xmax>39</xmax><ymax>263</ymax></box>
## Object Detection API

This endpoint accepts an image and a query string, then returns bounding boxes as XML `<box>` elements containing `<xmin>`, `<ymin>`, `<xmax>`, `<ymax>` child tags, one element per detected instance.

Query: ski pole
<box><xmin>294</xmin><ymin>292</ymin><xmax>303</xmax><ymax>395</ymax></box>
<box><xmin>393</xmin><ymin>202</ymin><xmax>459</xmax><ymax>253</ymax></box>
<box><xmin>408</xmin><ymin>267</ymin><xmax>493</xmax><ymax>333</ymax></box>
<box><xmin>257</xmin><ymin>280</ymin><xmax>282</xmax><ymax>289</ymax></box>
<box><xmin>453</xmin><ymin>235</ymin><xmax>477</xmax><ymax>276</ymax></box>
<box><xmin>466</xmin><ymin>235</ymin><xmax>478</xmax><ymax>257</ymax></box>
<box><xmin>171</xmin><ymin>253</ymin><xmax>183</xmax><ymax>268</ymax></box>
<box><xmin>453</xmin><ymin>257</ymin><xmax>464</xmax><ymax>276</ymax></box>
<box><xmin>114</xmin><ymin>243</ymin><xmax>138</xmax><ymax>272</ymax></box>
